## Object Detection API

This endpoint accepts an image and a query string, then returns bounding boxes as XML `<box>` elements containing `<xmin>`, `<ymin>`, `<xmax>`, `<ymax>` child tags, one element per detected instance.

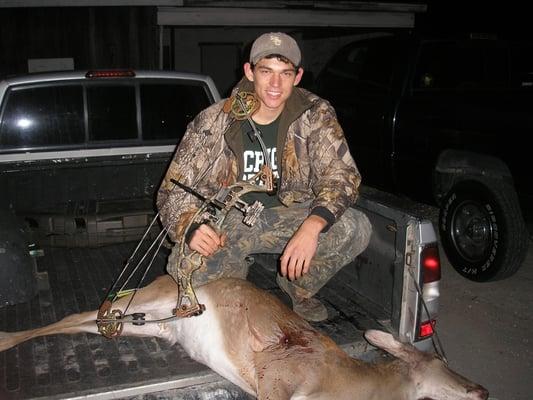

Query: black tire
<box><xmin>439</xmin><ymin>179</ymin><xmax>529</xmax><ymax>282</ymax></box>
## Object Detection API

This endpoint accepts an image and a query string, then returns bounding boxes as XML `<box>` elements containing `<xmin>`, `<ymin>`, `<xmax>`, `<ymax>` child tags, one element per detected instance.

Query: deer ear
<box><xmin>364</xmin><ymin>330</ymin><xmax>421</xmax><ymax>363</ymax></box>
<box><xmin>364</xmin><ymin>330</ymin><xmax>399</xmax><ymax>350</ymax></box>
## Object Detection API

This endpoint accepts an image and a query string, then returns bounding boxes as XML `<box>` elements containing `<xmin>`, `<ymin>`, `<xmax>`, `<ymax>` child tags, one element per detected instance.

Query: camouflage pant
<box><xmin>166</xmin><ymin>202</ymin><xmax>371</xmax><ymax>299</ymax></box>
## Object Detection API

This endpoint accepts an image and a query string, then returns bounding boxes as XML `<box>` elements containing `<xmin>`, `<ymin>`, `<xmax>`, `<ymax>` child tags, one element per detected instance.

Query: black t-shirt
<box><xmin>241</xmin><ymin>117</ymin><xmax>281</xmax><ymax>208</ymax></box>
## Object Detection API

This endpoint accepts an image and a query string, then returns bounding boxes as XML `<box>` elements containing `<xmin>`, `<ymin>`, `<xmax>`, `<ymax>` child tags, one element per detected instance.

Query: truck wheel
<box><xmin>439</xmin><ymin>179</ymin><xmax>529</xmax><ymax>282</ymax></box>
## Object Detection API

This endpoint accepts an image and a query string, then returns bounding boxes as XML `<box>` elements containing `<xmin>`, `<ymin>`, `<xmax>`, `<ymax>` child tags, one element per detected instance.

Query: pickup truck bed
<box><xmin>1</xmin><ymin>188</ymin><xmax>432</xmax><ymax>400</ymax></box>
<box><xmin>0</xmin><ymin>235</ymin><xmax>385</xmax><ymax>400</ymax></box>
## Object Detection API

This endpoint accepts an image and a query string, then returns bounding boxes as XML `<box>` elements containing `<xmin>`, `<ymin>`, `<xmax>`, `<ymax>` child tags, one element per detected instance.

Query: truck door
<box><xmin>394</xmin><ymin>39</ymin><xmax>515</xmax><ymax>204</ymax></box>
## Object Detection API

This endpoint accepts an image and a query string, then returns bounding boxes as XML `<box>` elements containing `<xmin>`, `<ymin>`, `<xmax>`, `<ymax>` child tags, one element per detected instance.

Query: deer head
<box><xmin>364</xmin><ymin>330</ymin><xmax>489</xmax><ymax>400</ymax></box>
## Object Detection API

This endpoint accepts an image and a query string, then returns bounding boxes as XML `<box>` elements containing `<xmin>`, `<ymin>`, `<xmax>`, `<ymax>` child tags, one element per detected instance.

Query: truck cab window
<box><xmin>319</xmin><ymin>37</ymin><xmax>394</xmax><ymax>93</ymax></box>
<box><xmin>140</xmin><ymin>82</ymin><xmax>210</xmax><ymax>141</ymax></box>
<box><xmin>415</xmin><ymin>41</ymin><xmax>508</xmax><ymax>90</ymax></box>
<box><xmin>87</xmin><ymin>85</ymin><xmax>137</xmax><ymax>142</ymax></box>
<box><xmin>0</xmin><ymin>85</ymin><xmax>84</xmax><ymax>148</ymax></box>
<box><xmin>510</xmin><ymin>42</ymin><xmax>533</xmax><ymax>88</ymax></box>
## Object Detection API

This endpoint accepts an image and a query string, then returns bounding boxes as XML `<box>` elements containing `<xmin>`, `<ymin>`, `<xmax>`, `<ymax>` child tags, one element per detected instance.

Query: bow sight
<box><xmin>169</xmin><ymin>164</ymin><xmax>274</xmax><ymax>320</ymax></box>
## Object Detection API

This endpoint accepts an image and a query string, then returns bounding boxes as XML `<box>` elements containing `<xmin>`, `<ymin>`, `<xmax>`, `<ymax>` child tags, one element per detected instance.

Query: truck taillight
<box><xmin>422</xmin><ymin>245</ymin><xmax>440</xmax><ymax>283</ymax></box>
<box><xmin>419</xmin><ymin>319</ymin><xmax>436</xmax><ymax>338</ymax></box>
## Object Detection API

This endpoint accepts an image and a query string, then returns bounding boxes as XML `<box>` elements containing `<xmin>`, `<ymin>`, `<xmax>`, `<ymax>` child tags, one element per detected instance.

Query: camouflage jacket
<box><xmin>157</xmin><ymin>78</ymin><xmax>361</xmax><ymax>243</ymax></box>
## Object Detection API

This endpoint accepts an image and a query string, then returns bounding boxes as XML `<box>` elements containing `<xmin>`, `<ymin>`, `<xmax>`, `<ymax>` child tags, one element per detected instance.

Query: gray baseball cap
<box><xmin>249</xmin><ymin>32</ymin><xmax>301</xmax><ymax>67</ymax></box>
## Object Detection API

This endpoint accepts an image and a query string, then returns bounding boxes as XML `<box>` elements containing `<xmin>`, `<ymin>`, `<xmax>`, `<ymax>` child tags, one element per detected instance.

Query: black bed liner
<box><xmin>0</xmin><ymin>243</ymin><xmax>386</xmax><ymax>400</ymax></box>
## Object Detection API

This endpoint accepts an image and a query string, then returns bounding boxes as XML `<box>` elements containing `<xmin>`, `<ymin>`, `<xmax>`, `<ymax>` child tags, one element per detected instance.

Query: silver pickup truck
<box><xmin>0</xmin><ymin>70</ymin><xmax>440</xmax><ymax>399</ymax></box>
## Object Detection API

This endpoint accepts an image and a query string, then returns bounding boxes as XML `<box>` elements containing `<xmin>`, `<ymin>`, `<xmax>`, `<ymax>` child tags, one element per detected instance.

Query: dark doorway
<box><xmin>201</xmin><ymin>42</ymin><xmax>242</xmax><ymax>97</ymax></box>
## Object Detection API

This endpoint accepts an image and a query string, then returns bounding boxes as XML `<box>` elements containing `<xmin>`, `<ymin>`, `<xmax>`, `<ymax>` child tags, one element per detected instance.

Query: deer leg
<box><xmin>0</xmin><ymin>310</ymin><xmax>98</xmax><ymax>352</ymax></box>
<box><xmin>0</xmin><ymin>275</ymin><xmax>180</xmax><ymax>352</ymax></box>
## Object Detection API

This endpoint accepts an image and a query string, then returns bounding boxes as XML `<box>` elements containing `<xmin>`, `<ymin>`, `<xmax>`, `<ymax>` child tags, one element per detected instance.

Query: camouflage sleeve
<box><xmin>308</xmin><ymin>100</ymin><xmax>361</xmax><ymax>225</ymax></box>
<box><xmin>156</xmin><ymin>162</ymin><xmax>200</xmax><ymax>244</ymax></box>
<box><xmin>156</xmin><ymin>106</ymin><xmax>218</xmax><ymax>243</ymax></box>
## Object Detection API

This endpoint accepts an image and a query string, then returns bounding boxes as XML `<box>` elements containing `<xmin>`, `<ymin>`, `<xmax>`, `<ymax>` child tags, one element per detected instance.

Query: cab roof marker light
<box><xmin>86</xmin><ymin>70</ymin><xmax>136</xmax><ymax>78</ymax></box>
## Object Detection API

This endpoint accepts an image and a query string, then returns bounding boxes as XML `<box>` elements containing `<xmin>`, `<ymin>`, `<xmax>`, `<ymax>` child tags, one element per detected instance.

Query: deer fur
<box><xmin>0</xmin><ymin>275</ymin><xmax>488</xmax><ymax>400</ymax></box>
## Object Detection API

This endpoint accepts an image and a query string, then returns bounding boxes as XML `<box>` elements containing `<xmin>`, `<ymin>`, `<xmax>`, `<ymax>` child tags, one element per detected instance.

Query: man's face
<box><xmin>244</xmin><ymin>57</ymin><xmax>303</xmax><ymax>115</ymax></box>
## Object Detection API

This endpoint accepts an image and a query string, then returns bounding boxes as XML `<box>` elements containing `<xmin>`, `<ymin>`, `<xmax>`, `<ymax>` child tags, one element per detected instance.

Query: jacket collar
<box><xmin>224</xmin><ymin>76</ymin><xmax>314</xmax><ymax>175</ymax></box>
<box><xmin>230</xmin><ymin>76</ymin><xmax>313</xmax><ymax>121</ymax></box>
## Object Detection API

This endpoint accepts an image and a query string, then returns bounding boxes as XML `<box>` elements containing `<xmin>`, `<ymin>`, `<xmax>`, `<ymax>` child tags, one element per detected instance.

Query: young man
<box><xmin>157</xmin><ymin>32</ymin><xmax>371</xmax><ymax>322</ymax></box>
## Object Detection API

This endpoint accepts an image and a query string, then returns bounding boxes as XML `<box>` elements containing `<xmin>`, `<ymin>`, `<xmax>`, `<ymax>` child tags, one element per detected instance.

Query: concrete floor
<box><xmin>425</xmin><ymin>207</ymin><xmax>533</xmax><ymax>400</ymax></box>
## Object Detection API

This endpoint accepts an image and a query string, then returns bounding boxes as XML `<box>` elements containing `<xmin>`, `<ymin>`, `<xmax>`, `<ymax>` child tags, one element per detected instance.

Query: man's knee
<box><xmin>330</xmin><ymin>207</ymin><xmax>372</xmax><ymax>258</ymax></box>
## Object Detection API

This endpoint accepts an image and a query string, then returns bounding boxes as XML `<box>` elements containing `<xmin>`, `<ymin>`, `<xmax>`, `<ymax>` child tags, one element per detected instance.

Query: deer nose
<box><xmin>468</xmin><ymin>386</ymin><xmax>489</xmax><ymax>400</ymax></box>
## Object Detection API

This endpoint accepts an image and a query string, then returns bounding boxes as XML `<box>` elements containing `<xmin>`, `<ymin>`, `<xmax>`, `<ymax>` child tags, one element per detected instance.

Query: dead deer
<box><xmin>0</xmin><ymin>276</ymin><xmax>488</xmax><ymax>400</ymax></box>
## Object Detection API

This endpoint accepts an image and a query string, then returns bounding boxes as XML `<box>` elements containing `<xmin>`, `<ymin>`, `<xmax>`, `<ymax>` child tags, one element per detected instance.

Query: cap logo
<box><xmin>271</xmin><ymin>35</ymin><xmax>282</xmax><ymax>46</ymax></box>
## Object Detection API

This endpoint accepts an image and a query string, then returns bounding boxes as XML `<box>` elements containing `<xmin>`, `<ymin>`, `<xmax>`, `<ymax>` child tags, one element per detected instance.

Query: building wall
<box><xmin>0</xmin><ymin>6</ymin><xmax>394</xmax><ymax>97</ymax></box>
<box><xmin>0</xmin><ymin>7</ymin><xmax>157</xmax><ymax>77</ymax></box>
<box><xmin>167</xmin><ymin>26</ymin><xmax>374</xmax><ymax>96</ymax></box>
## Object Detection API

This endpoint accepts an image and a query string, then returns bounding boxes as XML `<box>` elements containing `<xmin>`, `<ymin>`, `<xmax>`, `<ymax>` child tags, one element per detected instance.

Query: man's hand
<box><xmin>280</xmin><ymin>215</ymin><xmax>327</xmax><ymax>280</ymax></box>
<box><xmin>187</xmin><ymin>224</ymin><xmax>227</xmax><ymax>257</ymax></box>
